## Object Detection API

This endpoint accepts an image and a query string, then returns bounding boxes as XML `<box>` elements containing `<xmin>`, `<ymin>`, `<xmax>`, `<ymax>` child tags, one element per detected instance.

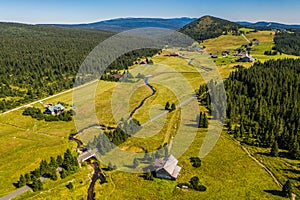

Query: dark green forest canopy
<box><xmin>274</xmin><ymin>30</ymin><xmax>300</xmax><ymax>56</ymax></box>
<box><xmin>224</xmin><ymin>59</ymin><xmax>300</xmax><ymax>158</ymax></box>
<box><xmin>179</xmin><ymin>15</ymin><xmax>241</xmax><ymax>41</ymax></box>
<box><xmin>0</xmin><ymin>23</ymin><xmax>159</xmax><ymax>112</ymax></box>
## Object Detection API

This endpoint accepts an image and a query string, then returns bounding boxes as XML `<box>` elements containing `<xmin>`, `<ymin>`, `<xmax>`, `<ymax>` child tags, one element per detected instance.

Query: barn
<box><xmin>154</xmin><ymin>155</ymin><xmax>181</xmax><ymax>180</ymax></box>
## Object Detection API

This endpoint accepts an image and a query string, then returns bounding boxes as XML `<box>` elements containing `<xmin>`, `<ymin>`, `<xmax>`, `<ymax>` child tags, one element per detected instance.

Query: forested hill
<box><xmin>179</xmin><ymin>15</ymin><xmax>241</xmax><ymax>41</ymax></box>
<box><xmin>274</xmin><ymin>30</ymin><xmax>300</xmax><ymax>56</ymax></box>
<box><xmin>41</xmin><ymin>17</ymin><xmax>197</xmax><ymax>32</ymax></box>
<box><xmin>224</xmin><ymin>59</ymin><xmax>300</xmax><ymax>158</ymax></box>
<box><xmin>0</xmin><ymin>23</ymin><xmax>159</xmax><ymax>112</ymax></box>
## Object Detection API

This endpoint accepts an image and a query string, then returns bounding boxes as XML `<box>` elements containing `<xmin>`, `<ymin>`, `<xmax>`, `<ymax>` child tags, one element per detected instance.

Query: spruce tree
<box><xmin>198</xmin><ymin>112</ymin><xmax>203</xmax><ymax>128</ymax></box>
<box><xmin>170</xmin><ymin>103</ymin><xmax>176</xmax><ymax>112</ymax></box>
<box><xmin>17</xmin><ymin>174</ymin><xmax>26</xmax><ymax>188</ymax></box>
<box><xmin>290</xmin><ymin>138</ymin><xmax>300</xmax><ymax>159</ymax></box>
<box><xmin>145</xmin><ymin>169</ymin><xmax>154</xmax><ymax>181</ymax></box>
<box><xmin>282</xmin><ymin>180</ymin><xmax>292</xmax><ymax>198</ymax></box>
<box><xmin>203</xmin><ymin>113</ymin><xmax>208</xmax><ymax>128</ymax></box>
<box><xmin>165</xmin><ymin>102</ymin><xmax>170</xmax><ymax>110</ymax></box>
<box><xmin>270</xmin><ymin>141</ymin><xmax>279</xmax><ymax>157</ymax></box>
<box><xmin>133</xmin><ymin>158</ymin><xmax>139</xmax><ymax>168</ymax></box>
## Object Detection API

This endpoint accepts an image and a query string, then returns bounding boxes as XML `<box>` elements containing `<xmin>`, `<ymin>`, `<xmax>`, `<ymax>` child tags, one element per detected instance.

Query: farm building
<box><xmin>154</xmin><ymin>155</ymin><xmax>181</xmax><ymax>180</ymax></box>
<box><xmin>253</xmin><ymin>39</ymin><xmax>260</xmax><ymax>45</ymax></box>
<box><xmin>237</xmin><ymin>55</ymin><xmax>255</xmax><ymax>62</ymax></box>
<box><xmin>164</xmin><ymin>52</ymin><xmax>180</xmax><ymax>57</ymax></box>
<box><xmin>222</xmin><ymin>51</ymin><xmax>230</xmax><ymax>57</ymax></box>
<box><xmin>211</xmin><ymin>54</ymin><xmax>218</xmax><ymax>59</ymax></box>
<box><xmin>45</xmin><ymin>103</ymin><xmax>65</xmax><ymax>115</ymax></box>
<box><xmin>112</xmin><ymin>73</ymin><xmax>123</xmax><ymax>79</ymax></box>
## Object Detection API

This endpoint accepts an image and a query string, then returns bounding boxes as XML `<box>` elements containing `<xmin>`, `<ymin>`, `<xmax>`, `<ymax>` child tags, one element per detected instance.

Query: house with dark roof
<box><xmin>45</xmin><ymin>103</ymin><xmax>65</xmax><ymax>115</ymax></box>
<box><xmin>154</xmin><ymin>155</ymin><xmax>181</xmax><ymax>180</ymax></box>
<box><xmin>237</xmin><ymin>55</ymin><xmax>255</xmax><ymax>62</ymax></box>
<box><xmin>211</xmin><ymin>54</ymin><xmax>218</xmax><ymax>59</ymax></box>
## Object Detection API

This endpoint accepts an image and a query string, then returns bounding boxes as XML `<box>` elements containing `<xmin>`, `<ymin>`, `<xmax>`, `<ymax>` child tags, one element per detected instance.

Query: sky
<box><xmin>0</xmin><ymin>0</ymin><xmax>300</xmax><ymax>24</ymax></box>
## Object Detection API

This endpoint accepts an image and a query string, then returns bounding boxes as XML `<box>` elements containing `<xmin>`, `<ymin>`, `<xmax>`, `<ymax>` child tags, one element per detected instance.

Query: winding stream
<box><xmin>128</xmin><ymin>77</ymin><xmax>156</xmax><ymax>119</ymax></box>
<box><xmin>69</xmin><ymin>77</ymin><xmax>156</xmax><ymax>200</ymax></box>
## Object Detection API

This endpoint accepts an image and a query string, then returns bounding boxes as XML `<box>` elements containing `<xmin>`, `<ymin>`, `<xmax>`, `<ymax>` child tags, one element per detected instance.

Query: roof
<box><xmin>112</xmin><ymin>73</ymin><xmax>123</xmax><ymax>79</ymax></box>
<box><xmin>171</xmin><ymin>165</ymin><xmax>182</xmax><ymax>179</ymax></box>
<box><xmin>155</xmin><ymin>155</ymin><xmax>181</xmax><ymax>179</ymax></box>
<box><xmin>47</xmin><ymin>103</ymin><xmax>65</xmax><ymax>113</ymax></box>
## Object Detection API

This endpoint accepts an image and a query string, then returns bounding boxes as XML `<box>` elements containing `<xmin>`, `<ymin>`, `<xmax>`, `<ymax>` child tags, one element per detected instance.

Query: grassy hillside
<box><xmin>180</xmin><ymin>15</ymin><xmax>241</xmax><ymax>41</ymax></box>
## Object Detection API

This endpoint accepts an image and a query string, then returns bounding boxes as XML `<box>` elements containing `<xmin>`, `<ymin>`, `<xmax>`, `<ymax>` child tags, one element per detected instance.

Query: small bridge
<box><xmin>78</xmin><ymin>149</ymin><xmax>98</xmax><ymax>163</ymax></box>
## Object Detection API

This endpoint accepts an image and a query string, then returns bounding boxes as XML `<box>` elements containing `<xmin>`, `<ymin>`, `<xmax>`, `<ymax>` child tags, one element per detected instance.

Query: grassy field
<box><xmin>13</xmin><ymin>165</ymin><xmax>92</xmax><ymax>200</ymax></box>
<box><xmin>203</xmin><ymin>34</ymin><xmax>247</xmax><ymax>54</ymax></box>
<box><xmin>0</xmin><ymin>81</ymin><xmax>116</xmax><ymax>197</ymax></box>
<box><xmin>239</xmin><ymin>28</ymin><xmax>255</xmax><ymax>34</ymax></box>
<box><xmin>0</xmin><ymin>43</ymin><xmax>296</xmax><ymax>199</ymax></box>
<box><xmin>0</xmin><ymin>110</ymin><xmax>76</xmax><ymax>197</ymax></box>
<box><xmin>202</xmin><ymin>30</ymin><xmax>299</xmax><ymax>68</ymax></box>
<box><xmin>90</xmin><ymin>130</ymin><xmax>285</xmax><ymax>200</ymax></box>
<box><xmin>247</xmin><ymin>146</ymin><xmax>300</xmax><ymax>197</ymax></box>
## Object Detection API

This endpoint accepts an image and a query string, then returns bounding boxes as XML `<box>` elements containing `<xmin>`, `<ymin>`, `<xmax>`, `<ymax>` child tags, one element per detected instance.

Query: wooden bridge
<box><xmin>78</xmin><ymin>149</ymin><xmax>98</xmax><ymax>163</ymax></box>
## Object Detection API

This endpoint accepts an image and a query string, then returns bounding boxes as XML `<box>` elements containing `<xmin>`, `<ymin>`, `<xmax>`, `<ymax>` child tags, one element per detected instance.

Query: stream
<box><xmin>69</xmin><ymin>77</ymin><xmax>155</xmax><ymax>200</ymax></box>
<box><xmin>87</xmin><ymin>162</ymin><xmax>100</xmax><ymax>200</ymax></box>
<box><xmin>128</xmin><ymin>77</ymin><xmax>156</xmax><ymax>119</ymax></box>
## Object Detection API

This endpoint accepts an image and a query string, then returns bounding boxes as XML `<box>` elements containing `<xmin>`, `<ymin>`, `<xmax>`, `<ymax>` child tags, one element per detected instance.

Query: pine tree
<box><xmin>198</xmin><ymin>112</ymin><xmax>203</xmax><ymax>128</ymax></box>
<box><xmin>39</xmin><ymin>160</ymin><xmax>49</xmax><ymax>177</ymax></box>
<box><xmin>270</xmin><ymin>141</ymin><xmax>279</xmax><ymax>157</ymax></box>
<box><xmin>32</xmin><ymin>178</ymin><xmax>43</xmax><ymax>192</ymax></box>
<box><xmin>203</xmin><ymin>113</ymin><xmax>208</xmax><ymax>128</ymax></box>
<box><xmin>66</xmin><ymin>182</ymin><xmax>74</xmax><ymax>190</ymax></box>
<box><xmin>145</xmin><ymin>169</ymin><xmax>154</xmax><ymax>181</ymax></box>
<box><xmin>17</xmin><ymin>174</ymin><xmax>26</xmax><ymax>188</ymax></box>
<box><xmin>108</xmin><ymin>162</ymin><xmax>113</xmax><ymax>171</ymax></box>
<box><xmin>189</xmin><ymin>176</ymin><xmax>199</xmax><ymax>189</ymax></box>
<box><xmin>165</xmin><ymin>102</ymin><xmax>170</xmax><ymax>110</ymax></box>
<box><xmin>133</xmin><ymin>158</ymin><xmax>139</xmax><ymax>168</ymax></box>
<box><xmin>290</xmin><ymin>138</ymin><xmax>300</xmax><ymax>159</ymax></box>
<box><xmin>170</xmin><ymin>103</ymin><xmax>176</xmax><ymax>112</ymax></box>
<box><xmin>56</xmin><ymin>155</ymin><xmax>63</xmax><ymax>166</ymax></box>
<box><xmin>282</xmin><ymin>180</ymin><xmax>292</xmax><ymax>198</ymax></box>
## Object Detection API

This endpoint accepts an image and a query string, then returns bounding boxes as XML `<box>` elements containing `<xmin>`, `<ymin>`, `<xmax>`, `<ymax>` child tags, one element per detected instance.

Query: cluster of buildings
<box><xmin>210</xmin><ymin>39</ymin><xmax>260</xmax><ymax>62</ymax></box>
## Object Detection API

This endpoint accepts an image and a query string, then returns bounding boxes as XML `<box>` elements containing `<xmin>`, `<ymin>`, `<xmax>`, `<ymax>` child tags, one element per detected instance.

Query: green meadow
<box><xmin>0</xmin><ymin>46</ymin><xmax>295</xmax><ymax>199</ymax></box>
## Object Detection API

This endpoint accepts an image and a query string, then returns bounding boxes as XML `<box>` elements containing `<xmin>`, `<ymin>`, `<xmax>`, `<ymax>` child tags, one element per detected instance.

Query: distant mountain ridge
<box><xmin>237</xmin><ymin>21</ymin><xmax>300</xmax><ymax>29</ymax></box>
<box><xmin>40</xmin><ymin>17</ymin><xmax>197</xmax><ymax>32</ymax></box>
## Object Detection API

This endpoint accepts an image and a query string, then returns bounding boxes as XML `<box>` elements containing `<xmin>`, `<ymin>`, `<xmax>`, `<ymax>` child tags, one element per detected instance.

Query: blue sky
<box><xmin>0</xmin><ymin>0</ymin><xmax>300</xmax><ymax>24</ymax></box>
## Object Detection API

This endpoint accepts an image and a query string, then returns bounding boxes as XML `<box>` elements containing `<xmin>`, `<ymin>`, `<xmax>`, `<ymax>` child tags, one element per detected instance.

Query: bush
<box><xmin>196</xmin><ymin>185</ymin><xmax>207</xmax><ymax>192</ymax></box>
<box><xmin>66</xmin><ymin>182</ymin><xmax>74</xmax><ymax>190</ymax></box>
<box><xmin>190</xmin><ymin>157</ymin><xmax>201</xmax><ymax>168</ymax></box>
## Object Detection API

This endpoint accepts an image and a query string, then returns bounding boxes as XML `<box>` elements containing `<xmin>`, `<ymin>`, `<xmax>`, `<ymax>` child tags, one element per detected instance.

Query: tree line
<box><xmin>87</xmin><ymin>119</ymin><xmax>141</xmax><ymax>155</ymax></box>
<box><xmin>222</xmin><ymin>59</ymin><xmax>300</xmax><ymax>159</ymax></box>
<box><xmin>0</xmin><ymin>23</ymin><xmax>160</xmax><ymax>112</ymax></box>
<box><xmin>274</xmin><ymin>30</ymin><xmax>300</xmax><ymax>56</ymax></box>
<box><xmin>15</xmin><ymin>149</ymin><xmax>79</xmax><ymax>191</ymax></box>
<box><xmin>22</xmin><ymin>107</ymin><xmax>75</xmax><ymax>122</ymax></box>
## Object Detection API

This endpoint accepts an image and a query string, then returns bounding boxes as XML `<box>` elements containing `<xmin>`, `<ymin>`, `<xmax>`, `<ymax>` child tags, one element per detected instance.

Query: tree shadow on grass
<box><xmin>283</xmin><ymin>168</ymin><xmax>300</xmax><ymax>175</ymax></box>
<box><xmin>264</xmin><ymin>190</ymin><xmax>285</xmax><ymax>197</ymax></box>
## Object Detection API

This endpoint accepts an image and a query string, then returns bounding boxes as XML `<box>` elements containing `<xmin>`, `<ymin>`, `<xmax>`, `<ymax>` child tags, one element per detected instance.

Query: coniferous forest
<box><xmin>274</xmin><ymin>30</ymin><xmax>300</xmax><ymax>56</ymax></box>
<box><xmin>223</xmin><ymin>59</ymin><xmax>300</xmax><ymax>158</ymax></box>
<box><xmin>0</xmin><ymin>23</ymin><xmax>159</xmax><ymax>112</ymax></box>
